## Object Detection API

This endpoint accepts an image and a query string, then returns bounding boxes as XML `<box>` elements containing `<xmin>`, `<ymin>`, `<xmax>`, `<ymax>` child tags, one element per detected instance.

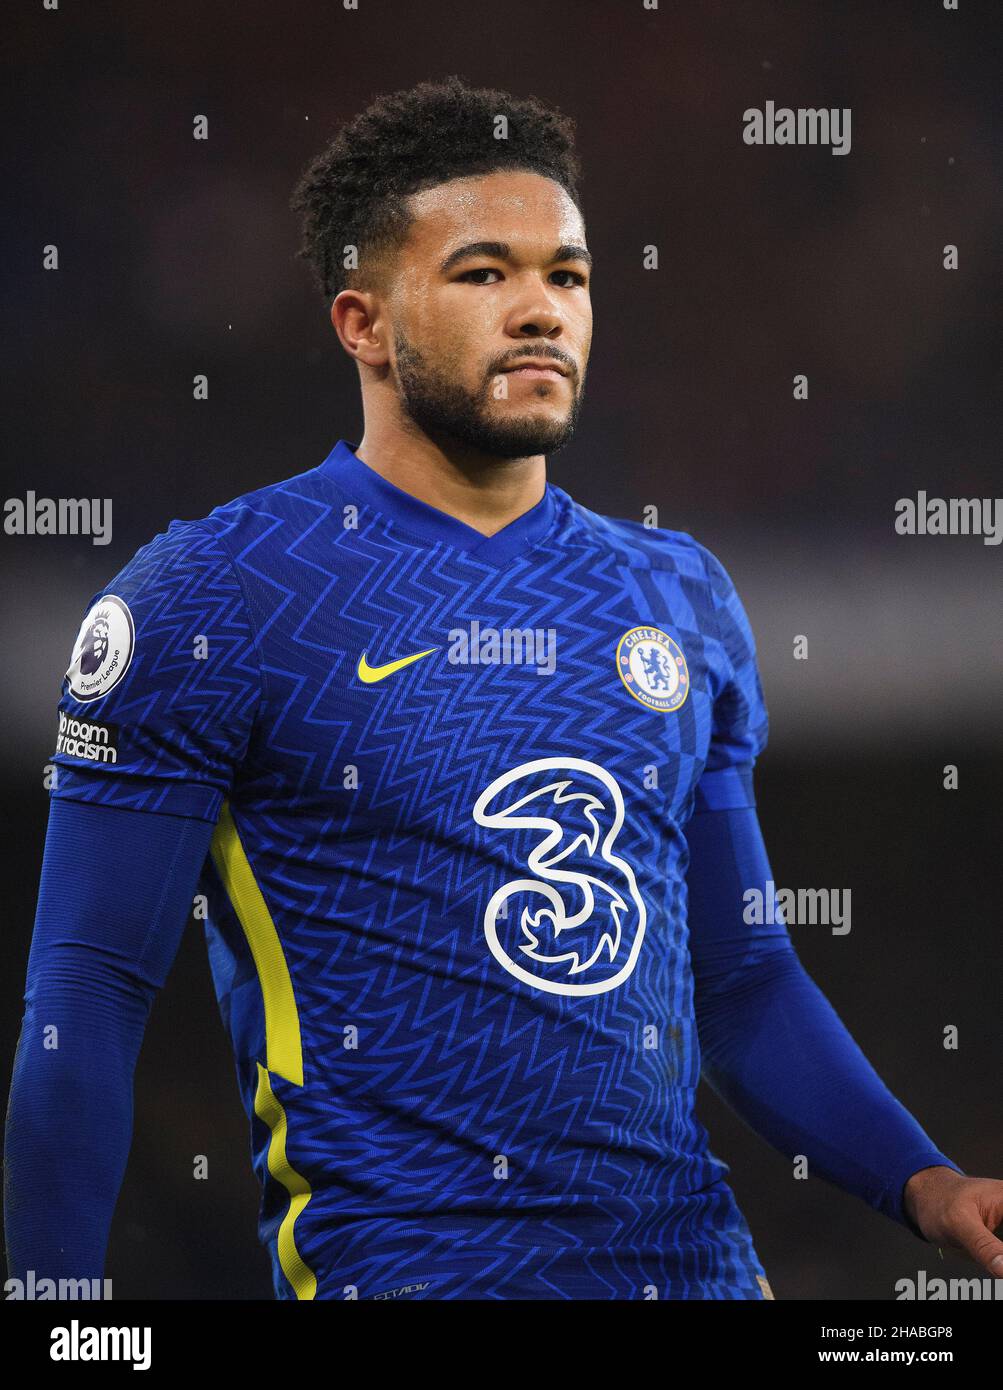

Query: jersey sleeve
<box><xmin>50</xmin><ymin>518</ymin><xmax>262</xmax><ymax>822</ymax></box>
<box><xmin>4</xmin><ymin>797</ymin><xmax>217</xmax><ymax>1282</ymax></box>
<box><xmin>691</xmin><ymin>541</ymin><xmax>769</xmax><ymax>814</ymax></box>
<box><xmin>686</xmin><ymin>802</ymin><xmax>963</xmax><ymax>1234</ymax></box>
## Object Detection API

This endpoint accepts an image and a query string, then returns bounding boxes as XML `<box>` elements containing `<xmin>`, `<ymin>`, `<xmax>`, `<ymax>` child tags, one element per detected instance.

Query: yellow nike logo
<box><xmin>356</xmin><ymin>647</ymin><xmax>438</xmax><ymax>684</ymax></box>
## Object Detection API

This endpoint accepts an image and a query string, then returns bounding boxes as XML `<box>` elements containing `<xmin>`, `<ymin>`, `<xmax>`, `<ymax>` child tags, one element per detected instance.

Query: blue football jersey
<box><xmin>51</xmin><ymin>438</ymin><xmax>773</xmax><ymax>1300</ymax></box>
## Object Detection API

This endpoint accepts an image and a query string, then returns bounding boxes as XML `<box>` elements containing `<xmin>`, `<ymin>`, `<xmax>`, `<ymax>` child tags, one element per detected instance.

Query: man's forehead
<box><xmin>405</xmin><ymin>170</ymin><xmax>585</xmax><ymax>250</ymax></box>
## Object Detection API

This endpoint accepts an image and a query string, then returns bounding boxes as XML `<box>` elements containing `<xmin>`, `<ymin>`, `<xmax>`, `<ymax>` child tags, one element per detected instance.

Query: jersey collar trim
<box><xmin>317</xmin><ymin>439</ymin><xmax>559</xmax><ymax>564</ymax></box>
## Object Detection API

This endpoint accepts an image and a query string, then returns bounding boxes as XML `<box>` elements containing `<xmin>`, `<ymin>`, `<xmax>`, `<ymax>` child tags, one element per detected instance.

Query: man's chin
<box><xmin>399</xmin><ymin>388</ymin><xmax>581</xmax><ymax>460</ymax></box>
<box><xmin>461</xmin><ymin>408</ymin><xmax>578</xmax><ymax>459</ymax></box>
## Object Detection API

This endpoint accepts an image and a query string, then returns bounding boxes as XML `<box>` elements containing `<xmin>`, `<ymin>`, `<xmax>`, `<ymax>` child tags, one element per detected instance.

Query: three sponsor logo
<box><xmin>473</xmin><ymin>756</ymin><xmax>647</xmax><ymax>997</ymax></box>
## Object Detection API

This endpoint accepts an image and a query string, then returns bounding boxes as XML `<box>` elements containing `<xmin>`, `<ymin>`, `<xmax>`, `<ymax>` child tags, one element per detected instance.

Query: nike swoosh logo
<box><xmin>356</xmin><ymin>647</ymin><xmax>438</xmax><ymax>684</ymax></box>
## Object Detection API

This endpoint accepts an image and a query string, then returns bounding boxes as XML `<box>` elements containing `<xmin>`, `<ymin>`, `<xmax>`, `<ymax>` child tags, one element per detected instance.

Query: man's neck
<box><xmin>355</xmin><ymin>422</ymin><xmax>546</xmax><ymax>539</ymax></box>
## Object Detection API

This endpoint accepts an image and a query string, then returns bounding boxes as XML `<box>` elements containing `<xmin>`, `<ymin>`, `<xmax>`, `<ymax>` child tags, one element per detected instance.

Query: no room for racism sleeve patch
<box><xmin>54</xmin><ymin>711</ymin><xmax>120</xmax><ymax>764</ymax></box>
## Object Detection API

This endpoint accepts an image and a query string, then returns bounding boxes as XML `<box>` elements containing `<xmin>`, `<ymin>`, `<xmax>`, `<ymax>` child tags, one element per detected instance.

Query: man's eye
<box><xmin>458</xmin><ymin>268</ymin><xmax>502</xmax><ymax>284</ymax></box>
<box><xmin>550</xmin><ymin>270</ymin><xmax>587</xmax><ymax>288</ymax></box>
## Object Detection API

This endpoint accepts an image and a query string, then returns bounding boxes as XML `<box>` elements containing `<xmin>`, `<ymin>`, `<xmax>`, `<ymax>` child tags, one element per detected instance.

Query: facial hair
<box><xmin>393</xmin><ymin>330</ymin><xmax>583</xmax><ymax>459</ymax></box>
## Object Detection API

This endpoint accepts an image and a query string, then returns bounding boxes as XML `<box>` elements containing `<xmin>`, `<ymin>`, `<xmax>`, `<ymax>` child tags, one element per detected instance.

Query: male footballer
<box><xmin>6</xmin><ymin>77</ymin><xmax>1002</xmax><ymax>1300</ymax></box>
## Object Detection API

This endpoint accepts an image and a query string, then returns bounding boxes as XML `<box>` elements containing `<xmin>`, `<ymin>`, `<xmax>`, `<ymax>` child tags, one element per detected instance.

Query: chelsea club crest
<box><xmin>615</xmin><ymin>625</ymin><xmax>690</xmax><ymax>713</ymax></box>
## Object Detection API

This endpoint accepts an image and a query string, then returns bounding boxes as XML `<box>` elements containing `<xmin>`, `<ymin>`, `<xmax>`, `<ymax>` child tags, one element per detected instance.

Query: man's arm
<box><xmin>686</xmin><ymin>791</ymin><xmax>1003</xmax><ymax>1273</ymax></box>
<box><xmin>5</xmin><ymin>517</ymin><xmax>262</xmax><ymax>1284</ymax></box>
<box><xmin>4</xmin><ymin>796</ymin><xmax>215</xmax><ymax>1282</ymax></box>
<box><xmin>685</xmin><ymin>535</ymin><xmax>1003</xmax><ymax>1275</ymax></box>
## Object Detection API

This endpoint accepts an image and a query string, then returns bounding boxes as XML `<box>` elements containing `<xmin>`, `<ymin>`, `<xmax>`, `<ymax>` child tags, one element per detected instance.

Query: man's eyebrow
<box><xmin>440</xmin><ymin>241</ymin><xmax>510</xmax><ymax>273</ymax></box>
<box><xmin>554</xmin><ymin>244</ymin><xmax>592</xmax><ymax>268</ymax></box>
<box><xmin>439</xmin><ymin>241</ymin><xmax>593</xmax><ymax>274</ymax></box>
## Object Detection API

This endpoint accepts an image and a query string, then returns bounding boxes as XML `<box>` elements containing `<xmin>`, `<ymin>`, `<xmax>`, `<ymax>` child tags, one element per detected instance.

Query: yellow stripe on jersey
<box><xmin>254</xmin><ymin>1063</ymin><xmax>317</xmax><ymax>1301</ymax></box>
<box><xmin>210</xmin><ymin>802</ymin><xmax>315</xmax><ymax>1297</ymax></box>
<box><xmin>210</xmin><ymin>801</ymin><xmax>304</xmax><ymax>1086</ymax></box>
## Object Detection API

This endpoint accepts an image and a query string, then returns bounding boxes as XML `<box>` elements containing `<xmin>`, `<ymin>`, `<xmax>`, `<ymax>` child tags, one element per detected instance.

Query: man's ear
<box><xmin>331</xmin><ymin>288</ymin><xmax>391</xmax><ymax>369</ymax></box>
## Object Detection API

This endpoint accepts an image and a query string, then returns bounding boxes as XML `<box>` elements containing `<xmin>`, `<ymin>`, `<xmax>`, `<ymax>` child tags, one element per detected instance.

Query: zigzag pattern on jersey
<box><xmin>53</xmin><ymin>520</ymin><xmax>261</xmax><ymax>819</ymax></box>
<box><xmin>190</xmin><ymin>471</ymin><xmax>767</xmax><ymax>1297</ymax></box>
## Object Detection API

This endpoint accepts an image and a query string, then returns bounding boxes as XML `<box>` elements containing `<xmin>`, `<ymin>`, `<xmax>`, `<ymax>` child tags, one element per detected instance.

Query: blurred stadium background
<box><xmin>3</xmin><ymin>0</ymin><xmax>1001</xmax><ymax>1298</ymax></box>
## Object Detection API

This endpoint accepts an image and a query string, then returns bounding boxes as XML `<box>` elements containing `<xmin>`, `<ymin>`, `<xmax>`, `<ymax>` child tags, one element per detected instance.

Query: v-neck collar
<box><xmin>316</xmin><ymin>439</ymin><xmax>560</xmax><ymax>565</ymax></box>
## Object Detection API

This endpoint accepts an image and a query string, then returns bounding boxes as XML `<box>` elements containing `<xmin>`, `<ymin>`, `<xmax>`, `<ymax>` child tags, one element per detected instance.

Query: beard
<box><xmin>393</xmin><ymin>330</ymin><xmax>583</xmax><ymax>459</ymax></box>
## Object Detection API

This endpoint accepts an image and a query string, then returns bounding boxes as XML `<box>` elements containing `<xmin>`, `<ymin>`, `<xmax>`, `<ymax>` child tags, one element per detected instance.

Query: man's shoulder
<box><xmin>201</xmin><ymin>456</ymin><xmax>337</xmax><ymax>541</ymax></box>
<box><xmin>559</xmin><ymin>489</ymin><xmax>721</xmax><ymax>584</ymax></box>
<box><xmin>128</xmin><ymin>456</ymin><xmax>336</xmax><ymax>566</ymax></box>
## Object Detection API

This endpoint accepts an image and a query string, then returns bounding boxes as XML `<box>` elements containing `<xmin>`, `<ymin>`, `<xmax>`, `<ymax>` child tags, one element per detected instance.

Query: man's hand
<box><xmin>904</xmin><ymin>1165</ymin><xmax>1003</xmax><ymax>1275</ymax></box>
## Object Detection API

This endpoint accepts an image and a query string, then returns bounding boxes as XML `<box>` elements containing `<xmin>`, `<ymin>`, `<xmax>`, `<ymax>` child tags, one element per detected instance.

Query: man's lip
<box><xmin>500</xmin><ymin>360</ymin><xmax>570</xmax><ymax>378</ymax></box>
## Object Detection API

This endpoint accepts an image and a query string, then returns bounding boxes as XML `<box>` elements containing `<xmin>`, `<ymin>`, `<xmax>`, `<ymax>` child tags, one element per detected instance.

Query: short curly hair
<box><xmin>290</xmin><ymin>75</ymin><xmax>583</xmax><ymax>300</ymax></box>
